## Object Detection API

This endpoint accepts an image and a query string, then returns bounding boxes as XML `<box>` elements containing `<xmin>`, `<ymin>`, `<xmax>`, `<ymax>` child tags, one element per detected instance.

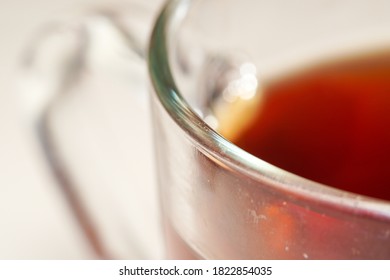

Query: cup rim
<box><xmin>148</xmin><ymin>0</ymin><xmax>390</xmax><ymax>219</ymax></box>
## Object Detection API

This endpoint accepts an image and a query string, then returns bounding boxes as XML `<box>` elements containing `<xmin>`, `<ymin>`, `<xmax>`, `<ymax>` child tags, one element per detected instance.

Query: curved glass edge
<box><xmin>148</xmin><ymin>0</ymin><xmax>390</xmax><ymax>220</ymax></box>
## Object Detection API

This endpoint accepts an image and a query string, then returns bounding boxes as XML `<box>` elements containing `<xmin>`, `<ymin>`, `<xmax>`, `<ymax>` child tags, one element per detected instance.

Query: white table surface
<box><xmin>0</xmin><ymin>0</ymin><xmax>164</xmax><ymax>259</ymax></box>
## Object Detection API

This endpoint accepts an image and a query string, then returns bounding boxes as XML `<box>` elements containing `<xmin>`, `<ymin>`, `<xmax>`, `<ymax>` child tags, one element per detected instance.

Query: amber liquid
<box><xmin>234</xmin><ymin>50</ymin><xmax>390</xmax><ymax>201</ymax></box>
<box><xmin>163</xmin><ymin>50</ymin><xmax>390</xmax><ymax>260</ymax></box>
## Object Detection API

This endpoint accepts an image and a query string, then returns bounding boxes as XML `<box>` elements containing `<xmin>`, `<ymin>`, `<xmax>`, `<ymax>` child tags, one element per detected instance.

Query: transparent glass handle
<box><xmin>18</xmin><ymin>2</ymin><xmax>164</xmax><ymax>259</ymax></box>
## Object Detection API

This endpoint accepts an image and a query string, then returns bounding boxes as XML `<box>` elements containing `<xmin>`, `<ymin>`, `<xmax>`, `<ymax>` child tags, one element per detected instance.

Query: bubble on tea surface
<box><xmin>200</xmin><ymin>55</ymin><xmax>264</xmax><ymax>142</ymax></box>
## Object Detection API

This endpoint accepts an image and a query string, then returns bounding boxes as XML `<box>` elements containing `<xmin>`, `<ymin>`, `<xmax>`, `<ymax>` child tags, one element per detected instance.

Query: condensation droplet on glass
<box><xmin>248</xmin><ymin>209</ymin><xmax>266</xmax><ymax>224</ymax></box>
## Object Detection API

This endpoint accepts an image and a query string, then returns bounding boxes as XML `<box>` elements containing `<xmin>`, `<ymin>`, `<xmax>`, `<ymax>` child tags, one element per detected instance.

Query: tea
<box><xmin>162</xmin><ymin>49</ymin><xmax>390</xmax><ymax>260</ymax></box>
<box><xmin>228</xmin><ymin>50</ymin><xmax>390</xmax><ymax>201</ymax></box>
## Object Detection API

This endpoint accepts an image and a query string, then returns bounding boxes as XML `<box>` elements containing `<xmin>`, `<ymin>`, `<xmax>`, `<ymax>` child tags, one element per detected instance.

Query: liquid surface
<box><xmin>232</xmin><ymin>51</ymin><xmax>390</xmax><ymax>201</ymax></box>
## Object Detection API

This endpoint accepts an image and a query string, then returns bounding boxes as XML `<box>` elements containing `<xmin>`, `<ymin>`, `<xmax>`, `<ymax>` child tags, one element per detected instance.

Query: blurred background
<box><xmin>0</xmin><ymin>0</ymin><xmax>164</xmax><ymax>259</ymax></box>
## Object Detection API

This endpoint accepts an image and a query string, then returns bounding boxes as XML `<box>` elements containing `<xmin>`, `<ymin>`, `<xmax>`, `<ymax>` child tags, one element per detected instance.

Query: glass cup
<box><xmin>150</xmin><ymin>0</ymin><xmax>390</xmax><ymax>259</ymax></box>
<box><xmin>22</xmin><ymin>0</ymin><xmax>390</xmax><ymax>259</ymax></box>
